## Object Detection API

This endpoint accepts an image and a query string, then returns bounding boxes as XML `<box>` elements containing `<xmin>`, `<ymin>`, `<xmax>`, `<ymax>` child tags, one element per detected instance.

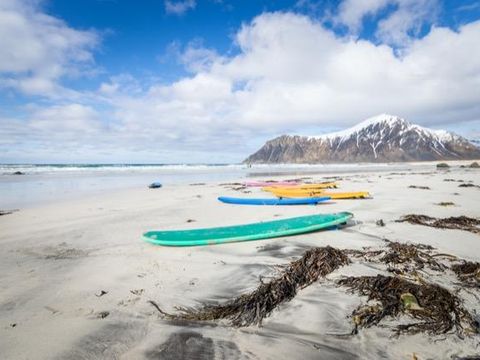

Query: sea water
<box><xmin>0</xmin><ymin>162</ymin><xmax>426</xmax><ymax>208</ymax></box>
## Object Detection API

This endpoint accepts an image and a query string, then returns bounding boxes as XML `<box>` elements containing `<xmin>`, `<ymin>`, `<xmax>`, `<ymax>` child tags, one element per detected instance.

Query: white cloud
<box><xmin>0</xmin><ymin>0</ymin><xmax>99</xmax><ymax>96</ymax></box>
<box><xmin>334</xmin><ymin>0</ymin><xmax>439</xmax><ymax>46</ymax></box>
<box><xmin>164</xmin><ymin>0</ymin><xmax>196</xmax><ymax>16</ymax></box>
<box><xmin>108</xmin><ymin>12</ymin><xmax>480</xmax><ymax>131</ymax></box>
<box><xmin>335</xmin><ymin>0</ymin><xmax>390</xmax><ymax>33</ymax></box>
<box><xmin>1</xmin><ymin>9</ymin><xmax>480</xmax><ymax>162</ymax></box>
<box><xmin>29</xmin><ymin>104</ymin><xmax>101</xmax><ymax>133</ymax></box>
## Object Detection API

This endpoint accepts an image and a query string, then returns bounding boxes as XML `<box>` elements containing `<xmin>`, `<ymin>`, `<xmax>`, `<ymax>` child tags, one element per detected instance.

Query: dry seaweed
<box><xmin>149</xmin><ymin>246</ymin><xmax>349</xmax><ymax>327</ymax></box>
<box><xmin>0</xmin><ymin>209</ymin><xmax>19</xmax><ymax>216</ymax></box>
<box><xmin>397</xmin><ymin>215</ymin><xmax>480</xmax><ymax>234</ymax></box>
<box><xmin>436</xmin><ymin>202</ymin><xmax>455</xmax><ymax>206</ymax></box>
<box><xmin>459</xmin><ymin>183</ymin><xmax>480</xmax><ymax>188</ymax></box>
<box><xmin>338</xmin><ymin>275</ymin><xmax>477</xmax><ymax>337</ymax></box>
<box><xmin>408</xmin><ymin>185</ymin><xmax>431</xmax><ymax>190</ymax></box>
<box><xmin>379</xmin><ymin>242</ymin><xmax>445</xmax><ymax>272</ymax></box>
<box><xmin>451</xmin><ymin>262</ymin><xmax>480</xmax><ymax>288</ymax></box>
<box><xmin>345</xmin><ymin>241</ymin><xmax>445</xmax><ymax>273</ymax></box>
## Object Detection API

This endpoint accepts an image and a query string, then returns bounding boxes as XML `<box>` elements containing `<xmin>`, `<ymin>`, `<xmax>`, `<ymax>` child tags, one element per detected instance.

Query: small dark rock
<box><xmin>436</xmin><ymin>163</ymin><xmax>450</xmax><ymax>169</ymax></box>
<box><xmin>376</xmin><ymin>219</ymin><xmax>385</xmax><ymax>227</ymax></box>
<box><xmin>10</xmin><ymin>323</ymin><xmax>17</xmax><ymax>328</ymax></box>
<box><xmin>12</xmin><ymin>171</ymin><xmax>25</xmax><ymax>175</ymax></box>
<box><xmin>469</xmin><ymin>162</ymin><xmax>480</xmax><ymax>168</ymax></box>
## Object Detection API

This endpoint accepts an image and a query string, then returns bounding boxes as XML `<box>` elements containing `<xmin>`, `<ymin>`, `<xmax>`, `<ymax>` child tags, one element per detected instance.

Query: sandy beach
<box><xmin>1</xmin><ymin>163</ymin><xmax>479</xmax><ymax>359</ymax></box>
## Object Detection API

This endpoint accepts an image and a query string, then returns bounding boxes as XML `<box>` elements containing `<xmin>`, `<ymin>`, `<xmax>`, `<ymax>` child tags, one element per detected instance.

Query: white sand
<box><xmin>1</xmin><ymin>164</ymin><xmax>479</xmax><ymax>359</ymax></box>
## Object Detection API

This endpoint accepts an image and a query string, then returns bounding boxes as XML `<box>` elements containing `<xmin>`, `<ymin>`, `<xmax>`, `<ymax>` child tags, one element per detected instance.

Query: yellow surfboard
<box><xmin>265</xmin><ymin>188</ymin><xmax>370</xmax><ymax>199</ymax></box>
<box><xmin>262</xmin><ymin>182</ymin><xmax>337</xmax><ymax>191</ymax></box>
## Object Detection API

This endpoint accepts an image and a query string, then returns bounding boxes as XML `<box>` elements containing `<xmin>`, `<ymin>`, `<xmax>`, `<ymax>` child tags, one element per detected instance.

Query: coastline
<box><xmin>1</xmin><ymin>160</ymin><xmax>479</xmax><ymax>209</ymax></box>
<box><xmin>1</xmin><ymin>164</ymin><xmax>479</xmax><ymax>359</ymax></box>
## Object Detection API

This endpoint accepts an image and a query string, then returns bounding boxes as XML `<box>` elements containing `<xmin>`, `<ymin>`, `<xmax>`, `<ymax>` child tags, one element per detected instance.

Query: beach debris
<box><xmin>397</xmin><ymin>215</ymin><xmax>480</xmax><ymax>234</ymax></box>
<box><xmin>0</xmin><ymin>209</ymin><xmax>19</xmax><ymax>216</ymax></box>
<box><xmin>436</xmin><ymin>202</ymin><xmax>455</xmax><ymax>206</ymax></box>
<box><xmin>12</xmin><ymin>171</ymin><xmax>25</xmax><ymax>175</ymax></box>
<box><xmin>96</xmin><ymin>311</ymin><xmax>110</xmax><ymax>319</ymax></box>
<box><xmin>338</xmin><ymin>275</ymin><xmax>477</xmax><ymax>337</ymax></box>
<box><xmin>95</xmin><ymin>290</ymin><xmax>108</xmax><ymax>297</ymax></box>
<box><xmin>376</xmin><ymin>219</ymin><xmax>385</xmax><ymax>227</ymax></box>
<box><xmin>469</xmin><ymin>162</ymin><xmax>480</xmax><ymax>169</ymax></box>
<box><xmin>186</xmin><ymin>219</ymin><xmax>196</xmax><ymax>223</ymax></box>
<box><xmin>436</xmin><ymin>163</ymin><xmax>450</xmax><ymax>169</ymax></box>
<box><xmin>400</xmin><ymin>292</ymin><xmax>423</xmax><ymax>311</ymax></box>
<box><xmin>10</xmin><ymin>323</ymin><xmax>17</xmax><ymax>328</ymax></box>
<box><xmin>451</xmin><ymin>261</ymin><xmax>480</xmax><ymax>288</ymax></box>
<box><xmin>149</xmin><ymin>246</ymin><xmax>350</xmax><ymax>327</ymax></box>
<box><xmin>408</xmin><ymin>185</ymin><xmax>431</xmax><ymax>190</ymax></box>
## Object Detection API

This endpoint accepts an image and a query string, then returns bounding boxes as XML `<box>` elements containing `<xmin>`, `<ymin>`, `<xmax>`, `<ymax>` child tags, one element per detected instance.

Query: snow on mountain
<box><xmin>245</xmin><ymin>114</ymin><xmax>480</xmax><ymax>163</ymax></box>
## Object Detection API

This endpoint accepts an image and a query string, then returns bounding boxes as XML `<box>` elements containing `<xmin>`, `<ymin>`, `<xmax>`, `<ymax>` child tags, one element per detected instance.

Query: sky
<box><xmin>1</xmin><ymin>0</ymin><xmax>480</xmax><ymax>164</ymax></box>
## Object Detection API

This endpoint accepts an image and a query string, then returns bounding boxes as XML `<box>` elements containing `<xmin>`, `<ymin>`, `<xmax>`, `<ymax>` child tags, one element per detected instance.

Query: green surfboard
<box><xmin>143</xmin><ymin>212</ymin><xmax>353</xmax><ymax>247</ymax></box>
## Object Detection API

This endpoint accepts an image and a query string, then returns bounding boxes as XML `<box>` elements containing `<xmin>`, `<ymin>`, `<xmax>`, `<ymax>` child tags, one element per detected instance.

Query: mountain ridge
<box><xmin>244</xmin><ymin>114</ymin><xmax>480</xmax><ymax>163</ymax></box>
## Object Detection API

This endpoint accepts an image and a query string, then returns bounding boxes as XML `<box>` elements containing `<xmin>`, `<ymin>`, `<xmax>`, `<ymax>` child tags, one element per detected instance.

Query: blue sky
<box><xmin>1</xmin><ymin>0</ymin><xmax>480</xmax><ymax>163</ymax></box>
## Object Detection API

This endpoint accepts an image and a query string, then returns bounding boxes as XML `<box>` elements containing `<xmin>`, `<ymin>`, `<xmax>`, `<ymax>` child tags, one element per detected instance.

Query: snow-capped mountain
<box><xmin>244</xmin><ymin>114</ymin><xmax>480</xmax><ymax>163</ymax></box>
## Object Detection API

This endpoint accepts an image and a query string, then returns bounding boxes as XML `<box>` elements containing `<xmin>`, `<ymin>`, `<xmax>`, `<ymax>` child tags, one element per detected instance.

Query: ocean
<box><xmin>0</xmin><ymin>162</ymin><xmax>426</xmax><ymax>208</ymax></box>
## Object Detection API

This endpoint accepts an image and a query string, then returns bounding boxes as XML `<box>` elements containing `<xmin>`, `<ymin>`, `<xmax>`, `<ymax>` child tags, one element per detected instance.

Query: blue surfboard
<box><xmin>218</xmin><ymin>196</ymin><xmax>331</xmax><ymax>205</ymax></box>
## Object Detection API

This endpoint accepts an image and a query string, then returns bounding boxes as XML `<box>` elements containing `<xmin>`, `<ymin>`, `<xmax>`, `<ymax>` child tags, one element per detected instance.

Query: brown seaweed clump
<box><xmin>459</xmin><ymin>183</ymin><xmax>480</xmax><ymax>188</ymax></box>
<box><xmin>346</xmin><ymin>241</ymin><xmax>445</xmax><ymax>274</ymax></box>
<box><xmin>380</xmin><ymin>242</ymin><xmax>445</xmax><ymax>273</ymax></box>
<box><xmin>408</xmin><ymin>185</ymin><xmax>431</xmax><ymax>190</ymax></box>
<box><xmin>149</xmin><ymin>246</ymin><xmax>349</xmax><ymax>327</ymax></box>
<box><xmin>437</xmin><ymin>202</ymin><xmax>455</xmax><ymax>207</ymax></box>
<box><xmin>0</xmin><ymin>209</ymin><xmax>18</xmax><ymax>216</ymax></box>
<box><xmin>451</xmin><ymin>261</ymin><xmax>480</xmax><ymax>288</ymax></box>
<box><xmin>338</xmin><ymin>275</ymin><xmax>478</xmax><ymax>337</ymax></box>
<box><xmin>397</xmin><ymin>215</ymin><xmax>480</xmax><ymax>234</ymax></box>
